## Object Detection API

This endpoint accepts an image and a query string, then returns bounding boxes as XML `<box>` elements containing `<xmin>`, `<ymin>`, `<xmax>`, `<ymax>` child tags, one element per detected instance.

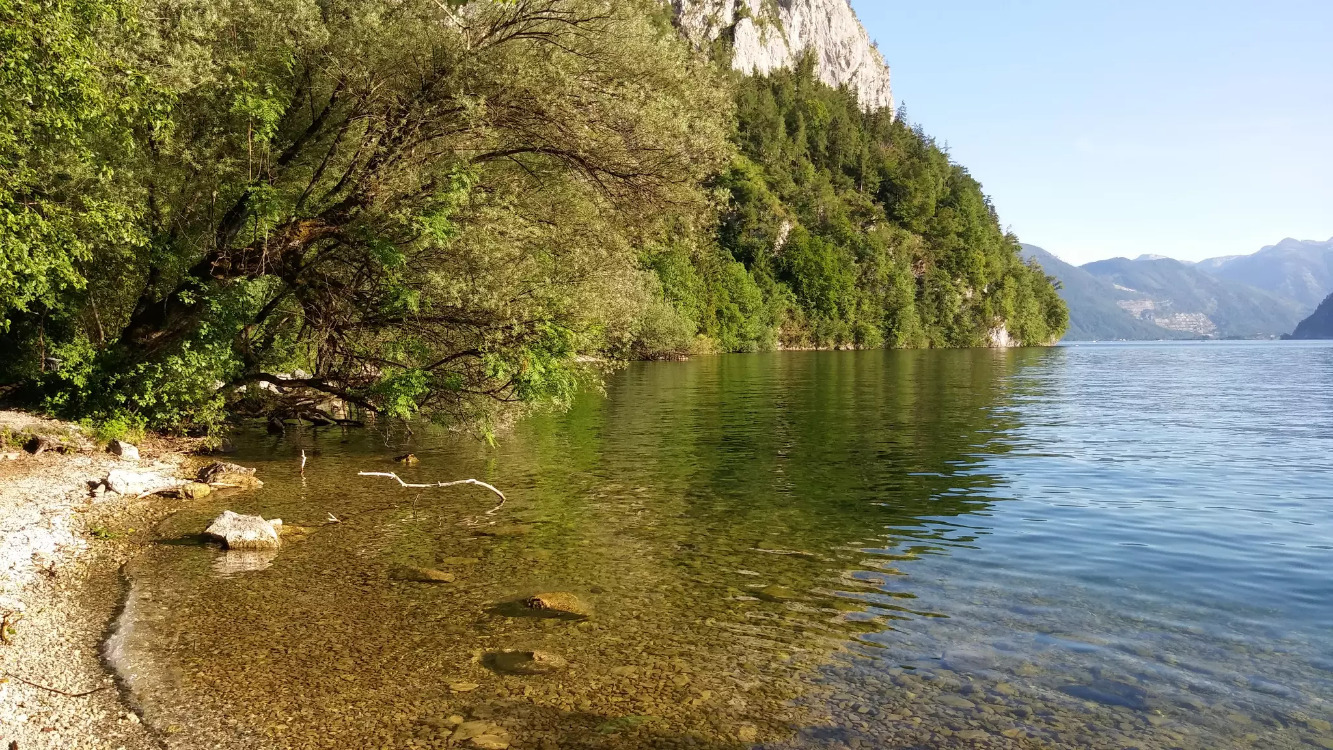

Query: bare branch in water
<box><xmin>357</xmin><ymin>472</ymin><xmax>507</xmax><ymax>515</ymax></box>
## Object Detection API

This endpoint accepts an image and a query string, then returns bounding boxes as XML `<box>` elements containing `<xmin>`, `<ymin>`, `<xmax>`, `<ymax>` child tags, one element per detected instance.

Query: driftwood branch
<box><xmin>3</xmin><ymin>671</ymin><xmax>110</xmax><ymax>698</ymax></box>
<box><xmin>357</xmin><ymin>472</ymin><xmax>507</xmax><ymax>515</ymax></box>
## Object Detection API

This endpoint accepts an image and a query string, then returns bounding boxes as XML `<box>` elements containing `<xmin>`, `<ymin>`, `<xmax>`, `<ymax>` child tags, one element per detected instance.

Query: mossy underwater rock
<box><xmin>204</xmin><ymin>510</ymin><xmax>282</xmax><ymax>550</ymax></box>
<box><xmin>389</xmin><ymin>565</ymin><xmax>456</xmax><ymax>583</ymax></box>
<box><xmin>176</xmin><ymin>482</ymin><xmax>212</xmax><ymax>499</ymax></box>
<box><xmin>197</xmin><ymin>461</ymin><xmax>263</xmax><ymax>488</ymax></box>
<box><xmin>484</xmin><ymin>649</ymin><xmax>568</xmax><ymax>675</ymax></box>
<box><xmin>524</xmin><ymin>592</ymin><xmax>592</xmax><ymax>617</ymax></box>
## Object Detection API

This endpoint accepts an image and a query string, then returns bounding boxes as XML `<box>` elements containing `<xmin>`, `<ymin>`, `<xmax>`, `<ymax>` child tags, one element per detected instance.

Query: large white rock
<box><xmin>203</xmin><ymin>511</ymin><xmax>282</xmax><ymax>550</ymax></box>
<box><xmin>104</xmin><ymin>469</ymin><xmax>178</xmax><ymax>496</ymax></box>
<box><xmin>108</xmin><ymin>440</ymin><xmax>140</xmax><ymax>460</ymax></box>
<box><xmin>673</xmin><ymin>0</ymin><xmax>893</xmax><ymax>112</ymax></box>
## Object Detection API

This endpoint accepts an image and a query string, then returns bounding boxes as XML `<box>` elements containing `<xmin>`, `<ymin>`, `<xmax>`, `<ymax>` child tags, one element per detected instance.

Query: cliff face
<box><xmin>673</xmin><ymin>0</ymin><xmax>893</xmax><ymax>112</ymax></box>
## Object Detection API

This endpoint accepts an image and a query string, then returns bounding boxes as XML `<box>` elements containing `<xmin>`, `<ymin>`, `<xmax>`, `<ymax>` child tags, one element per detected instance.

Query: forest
<box><xmin>0</xmin><ymin>0</ymin><xmax>1066</xmax><ymax>436</ymax></box>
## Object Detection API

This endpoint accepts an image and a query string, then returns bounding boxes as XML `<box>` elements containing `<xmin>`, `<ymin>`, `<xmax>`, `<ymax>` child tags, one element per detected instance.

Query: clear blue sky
<box><xmin>850</xmin><ymin>0</ymin><xmax>1333</xmax><ymax>265</ymax></box>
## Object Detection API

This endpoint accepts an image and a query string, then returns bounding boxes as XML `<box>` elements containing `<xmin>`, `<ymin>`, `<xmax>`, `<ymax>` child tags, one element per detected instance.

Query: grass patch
<box><xmin>82</xmin><ymin>414</ymin><xmax>147</xmax><ymax>447</ymax></box>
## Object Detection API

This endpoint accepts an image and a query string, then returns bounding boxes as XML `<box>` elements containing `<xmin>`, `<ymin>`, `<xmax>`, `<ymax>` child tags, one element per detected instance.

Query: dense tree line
<box><xmin>641</xmin><ymin>57</ymin><xmax>1068</xmax><ymax>354</ymax></box>
<box><xmin>0</xmin><ymin>0</ymin><xmax>1065</xmax><ymax>435</ymax></box>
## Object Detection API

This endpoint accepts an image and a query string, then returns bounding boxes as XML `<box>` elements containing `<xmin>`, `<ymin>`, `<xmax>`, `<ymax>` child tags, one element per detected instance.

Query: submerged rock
<box><xmin>389</xmin><ymin>565</ymin><xmax>455</xmax><ymax>583</ymax></box>
<box><xmin>451</xmin><ymin>721</ymin><xmax>510</xmax><ymax>749</ymax></box>
<box><xmin>203</xmin><ymin>511</ymin><xmax>282</xmax><ymax>550</ymax></box>
<box><xmin>394</xmin><ymin>453</ymin><xmax>420</xmax><ymax>465</ymax></box>
<box><xmin>754</xmin><ymin>584</ymin><xmax>801</xmax><ymax>602</ymax></box>
<box><xmin>524</xmin><ymin>592</ymin><xmax>591</xmax><ymax>617</ymax></box>
<box><xmin>108</xmin><ymin>440</ymin><xmax>140</xmax><ymax>460</ymax></box>
<box><xmin>1058</xmin><ymin>679</ymin><xmax>1150</xmax><ymax>710</ymax></box>
<box><xmin>175</xmin><ymin>482</ymin><xmax>212</xmax><ymax>499</ymax></box>
<box><xmin>197</xmin><ymin>462</ymin><xmax>263</xmax><ymax>489</ymax></box>
<box><xmin>484</xmin><ymin>649</ymin><xmax>568</xmax><ymax>675</ymax></box>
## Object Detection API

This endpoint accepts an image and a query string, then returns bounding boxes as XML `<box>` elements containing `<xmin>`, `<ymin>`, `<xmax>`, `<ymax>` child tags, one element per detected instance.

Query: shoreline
<box><xmin>0</xmin><ymin>410</ymin><xmax>203</xmax><ymax>749</ymax></box>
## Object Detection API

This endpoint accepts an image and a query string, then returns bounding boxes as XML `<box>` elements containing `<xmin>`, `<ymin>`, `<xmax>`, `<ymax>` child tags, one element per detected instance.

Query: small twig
<box><xmin>358</xmin><ymin>472</ymin><xmax>507</xmax><ymax>514</ymax></box>
<box><xmin>2</xmin><ymin>671</ymin><xmax>109</xmax><ymax>698</ymax></box>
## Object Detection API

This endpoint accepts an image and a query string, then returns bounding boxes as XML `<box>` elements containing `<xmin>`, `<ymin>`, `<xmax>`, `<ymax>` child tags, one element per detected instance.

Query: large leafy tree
<box><xmin>0</xmin><ymin>0</ymin><xmax>159</xmax><ymax>333</ymax></box>
<box><xmin>6</xmin><ymin>0</ymin><xmax>731</xmax><ymax>430</ymax></box>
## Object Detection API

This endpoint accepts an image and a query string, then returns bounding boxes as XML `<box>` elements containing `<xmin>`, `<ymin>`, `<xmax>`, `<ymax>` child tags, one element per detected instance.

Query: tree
<box><xmin>14</xmin><ymin>0</ymin><xmax>732</xmax><ymax>431</ymax></box>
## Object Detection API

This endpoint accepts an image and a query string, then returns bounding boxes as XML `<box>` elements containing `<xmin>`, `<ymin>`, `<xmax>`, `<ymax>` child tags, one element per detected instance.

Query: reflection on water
<box><xmin>110</xmin><ymin>344</ymin><xmax>1333</xmax><ymax>749</ymax></box>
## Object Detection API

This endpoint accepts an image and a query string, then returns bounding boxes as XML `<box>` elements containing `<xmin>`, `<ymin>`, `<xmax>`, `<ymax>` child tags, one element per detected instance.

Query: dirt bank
<box><xmin>0</xmin><ymin>410</ymin><xmax>201</xmax><ymax>749</ymax></box>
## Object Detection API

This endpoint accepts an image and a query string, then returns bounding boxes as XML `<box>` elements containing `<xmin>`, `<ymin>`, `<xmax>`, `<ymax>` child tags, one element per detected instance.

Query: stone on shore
<box><xmin>108</xmin><ymin>440</ymin><xmax>140</xmax><ymax>460</ymax></box>
<box><xmin>203</xmin><ymin>511</ymin><xmax>282</xmax><ymax>550</ymax></box>
<box><xmin>197</xmin><ymin>462</ymin><xmax>263</xmax><ymax>489</ymax></box>
<box><xmin>104</xmin><ymin>469</ymin><xmax>178</xmax><ymax>496</ymax></box>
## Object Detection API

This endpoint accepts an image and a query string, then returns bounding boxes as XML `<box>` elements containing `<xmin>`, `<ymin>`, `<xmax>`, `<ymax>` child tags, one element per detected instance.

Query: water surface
<box><xmin>111</xmin><ymin>342</ymin><xmax>1333</xmax><ymax>749</ymax></box>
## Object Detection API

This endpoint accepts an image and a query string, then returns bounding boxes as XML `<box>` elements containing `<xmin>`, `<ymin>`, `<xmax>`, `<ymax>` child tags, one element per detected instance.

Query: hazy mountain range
<box><xmin>1024</xmin><ymin>237</ymin><xmax>1333</xmax><ymax>341</ymax></box>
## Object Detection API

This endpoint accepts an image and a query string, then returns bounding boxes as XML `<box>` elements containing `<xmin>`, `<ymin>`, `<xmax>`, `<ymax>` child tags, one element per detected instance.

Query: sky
<box><xmin>849</xmin><ymin>0</ymin><xmax>1333</xmax><ymax>266</ymax></box>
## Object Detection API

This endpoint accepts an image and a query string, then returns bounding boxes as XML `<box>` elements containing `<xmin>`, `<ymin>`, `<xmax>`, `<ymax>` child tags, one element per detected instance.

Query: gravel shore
<box><xmin>0</xmin><ymin>410</ymin><xmax>195</xmax><ymax>749</ymax></box>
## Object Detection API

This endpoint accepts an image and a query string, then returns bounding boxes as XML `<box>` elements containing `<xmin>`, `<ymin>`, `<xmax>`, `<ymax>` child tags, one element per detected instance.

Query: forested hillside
<box><xmin>1290</xmin><ymin>293</ymin><xmax>1333</xmax><ymax>340</ymax></box>
<box><xmin>643</xmin><ymin>61</ymin><xmax>1067</xmax><ymax>354</ymax></box>
<box><xmin>0</xmin><ymin>0</ymin><xmax>1065</xmax><ymax>435</ymax></box>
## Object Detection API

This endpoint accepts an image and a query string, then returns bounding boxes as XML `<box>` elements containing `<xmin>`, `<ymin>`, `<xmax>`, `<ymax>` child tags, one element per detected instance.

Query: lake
<box><xmin>109</xmin><ymin>341</ymin><xmax>1333</xmax><ymax>749</ymax></box>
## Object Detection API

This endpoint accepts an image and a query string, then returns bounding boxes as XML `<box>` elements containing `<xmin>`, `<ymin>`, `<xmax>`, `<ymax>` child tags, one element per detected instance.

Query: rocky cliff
<box><xmin>673</xmin><ymin>0</ymin><xmax>893</xmax><ymax>112</ymax></box>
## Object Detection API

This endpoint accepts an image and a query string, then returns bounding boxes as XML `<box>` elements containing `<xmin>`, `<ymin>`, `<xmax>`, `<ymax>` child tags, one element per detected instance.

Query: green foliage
<box><xmin>82</xmin><ymin>413</ymin><xmax>147</xmax><ymax>445</ymax></box>
<box><xmin>0</xmin><ymin>2</ymin><xmax>1064</xmax><ymax>435</ymax></box>
<box><xmin>2</xmin><ymin>0</ymin><xmax>732</xmax><ymax>432</ymax></box>
<box><xmin>0</xmin><ymin>0</ymin><xmax>162</xmax><ymax>329</ymax></box>
<box><xmin>688</xmin><ymin>57</ymin><xmax>1068</xmax><ymax>351</ymax></box>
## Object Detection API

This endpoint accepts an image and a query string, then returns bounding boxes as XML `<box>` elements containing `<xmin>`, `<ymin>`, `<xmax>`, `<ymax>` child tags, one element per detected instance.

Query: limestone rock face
<box><xmin>673</xmin><ymin>0</ymin><xmax>892</xmax><ymax>112</ymax></box>
<box><xmin>988</xmin><ymin>324</ymin><xmax>1014</xmax><ymax>349</ymax></box>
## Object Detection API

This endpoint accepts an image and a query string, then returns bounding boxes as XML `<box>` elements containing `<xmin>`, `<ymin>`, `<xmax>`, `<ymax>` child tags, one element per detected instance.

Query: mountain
<box><xmin>1289</xmin><ymin>293</ymin><xmax>1333</xmax><ymax>339</ymax></box>
<box><xmin>1080</xmin><ymin>256</ymin><xmax>1307</xmax><ymax>338</ymax></box>
<box><xmin>673</xmin><ymin>0</ymin><xmax>893</xmax><ymax>111</ymax></box>
<box><xmin>1023</xmin><ymin>245</ymin><xmax>1183</xmax><ymax>341</ymax></box>
<box><xmin>1195</xmin><ymin>237</ymin><xmax>1333</xmax><ymax>312</ymax></box>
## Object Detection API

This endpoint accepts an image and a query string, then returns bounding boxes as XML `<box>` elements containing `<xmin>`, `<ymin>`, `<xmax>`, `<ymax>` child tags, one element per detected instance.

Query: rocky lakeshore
<box><xmin>0</xmin><ymin>410</ymin><xmax>228</xmax><ymax>749</ymax></box>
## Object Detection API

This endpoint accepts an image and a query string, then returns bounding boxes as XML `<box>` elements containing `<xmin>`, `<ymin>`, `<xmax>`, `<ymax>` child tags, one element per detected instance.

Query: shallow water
<box><xmin>112</xmin><ymin>342</ymin><xmax>1333</xmax><ymax>749</ymax></box>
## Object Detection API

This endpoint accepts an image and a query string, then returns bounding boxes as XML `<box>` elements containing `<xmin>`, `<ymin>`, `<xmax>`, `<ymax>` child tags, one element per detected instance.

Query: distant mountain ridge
<box><xmin>1021</xmin><ymin>245</ymin><xmax>1184</xmax><ymax>341</ymax></box>
<box><xmin>1025</xmin><ymin>237</ymin><xmax>1333</xmax><ymax>341</ymax></box>
<box><xmin>1192</xmin><ymin>237</ymin><xmax>1333</xmax><ymax>311</ymax></box>
<box><xmin>1080</xmin><ymin>256</ymin><xmax>1306</xmax><ymax>338</ymax></box>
